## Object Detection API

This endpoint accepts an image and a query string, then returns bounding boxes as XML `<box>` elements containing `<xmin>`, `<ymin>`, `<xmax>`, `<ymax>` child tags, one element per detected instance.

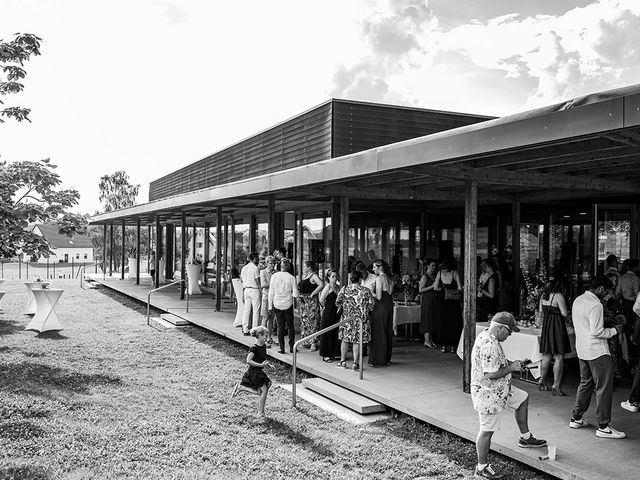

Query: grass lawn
<box><xmin>0</xmin><ymin>279</ymin><xmax>552</xmax><ymax>479</ymax></box>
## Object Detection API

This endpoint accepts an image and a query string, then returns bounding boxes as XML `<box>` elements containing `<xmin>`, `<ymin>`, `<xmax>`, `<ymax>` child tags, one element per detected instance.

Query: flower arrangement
<box><xmin>126</xmin><ymin>246</ymin><xmax>136</xmax><ymax>257</ymax></box>
<box><xmin>394</xmin><ymin>273</ymin><xmax>419</xmax><ymax>301</ymax></box>
<box><xmin>520</xmin><ymin>262</ymin><xmax>548</xmax><ymax>325</ymax></box>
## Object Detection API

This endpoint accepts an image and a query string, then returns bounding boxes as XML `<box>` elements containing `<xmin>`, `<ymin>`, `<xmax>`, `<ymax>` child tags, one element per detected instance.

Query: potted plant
<box><xmin>185</xmin><ymin>257</ymin><xmax>203</xmax><ymax>295</ymax></box>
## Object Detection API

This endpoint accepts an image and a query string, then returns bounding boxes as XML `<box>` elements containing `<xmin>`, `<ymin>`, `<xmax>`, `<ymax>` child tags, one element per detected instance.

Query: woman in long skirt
<box><xmin>297</xmin><ymin>261</ymin><xmax>324</xmax><ymax>350</ymax></box>
<box><xmin>433</xmin><ymin>257</ymin><xmax>463</xmax><ymax>353</ymax></box>
<box><xmin>318</xmin><ymin>269</ymin><xmax>341</xmax><ymax>362</ymax></box>
<box><xmin>369</xmin><ymin>259</ymin><xmax>394</xmax><ymax>367</ymax></box>
<box><xmin>419</xmin><ymin>259</ymin><xmax>440</xmax><ymax>349</ymax></box>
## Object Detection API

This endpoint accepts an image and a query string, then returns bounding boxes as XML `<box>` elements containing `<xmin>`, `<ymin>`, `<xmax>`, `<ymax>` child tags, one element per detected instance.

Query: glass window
<box><xmin>597</xmin><ymin>207</ymin><xmax>631</xmax><ymax>272</ymax></box>
<box><xmin>234</xmin><ymin>223</ymin><xmax>249</xmax><ymax>271</ymax></box>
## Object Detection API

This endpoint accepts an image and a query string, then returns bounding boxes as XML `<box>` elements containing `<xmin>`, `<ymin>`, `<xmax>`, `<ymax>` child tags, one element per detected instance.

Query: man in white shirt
<box><xmin>569</xmin><ymin>275</ymin><xmax>625</xmax><ymax>439</ymax></box>
<box><xmin>268</xmin><ymin>258</ymin><xmax>299</xmax><ymax>353</ymax></box>
<box><xmin>240</xmin><ymin>253</ymin><xmax>261</xmax><ymax>335</ymax></box>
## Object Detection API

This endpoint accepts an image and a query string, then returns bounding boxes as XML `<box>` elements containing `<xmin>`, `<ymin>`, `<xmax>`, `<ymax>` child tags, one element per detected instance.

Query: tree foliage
<box><xmin>0</xmin><ymin>158</ymin><xmax>88</xmax><ymax>258</ymax></box>
<box><xmin>0</xmin><ymin>33</ymin><xmax>41</xmax><ymax>123</ymax></box>
<box><xmin>98</xmin><ymin>171</ymin><xmax>140</xmax><ymax>212</ymax></box>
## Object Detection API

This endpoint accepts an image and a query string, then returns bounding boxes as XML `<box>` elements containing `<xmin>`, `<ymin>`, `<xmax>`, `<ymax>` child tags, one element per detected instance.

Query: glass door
<box><xmin>596</xmin><ymin>204</ymin><xmax>637</xmax><ymax>275</ymax></box>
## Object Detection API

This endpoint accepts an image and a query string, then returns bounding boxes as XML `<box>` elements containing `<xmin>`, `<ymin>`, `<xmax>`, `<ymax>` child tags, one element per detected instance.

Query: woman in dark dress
<box><xmin>538</xmin><ymin>279</ymin><xmax>571</xmax><ymax>396</ymax></box>
<box><xmin>319</xmin><ymin>269</ymin><xmax>341</xmax><ymax>362</ymax></box>
<box><xmin>433</xmin><ymin>257</ymin><xmax>463</xmax><ymax>353</ymax></box>
<box><xmin>369</xmin><ymin>259</ymin><xmax>394</xmax><ymax>366</ymax></box>
<box><xmin>419</xmin><ymin>259</ymin><xmax>440</xmax><ymax>349</ymax></box>
<box><xmin>477</xmin><ymin>258</ymin><xmax>499</xmax><ymax>322</ymax></box>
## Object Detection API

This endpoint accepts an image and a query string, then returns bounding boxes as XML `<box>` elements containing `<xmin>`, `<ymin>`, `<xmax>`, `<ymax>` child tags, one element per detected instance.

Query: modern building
<box><xmin>92</xmin><ymin>88</ymin><xmax>640</xmax><ymax>390</ymax></box>
<box><xmin>32</xmin><ymin>224</ymin><xmax>94</xmax><ymax>264</ymax></box>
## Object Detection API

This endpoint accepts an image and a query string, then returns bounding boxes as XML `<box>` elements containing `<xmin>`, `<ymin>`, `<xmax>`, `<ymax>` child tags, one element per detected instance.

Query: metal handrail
<box><xmin>146</xmin><ymin>279</ymin><xmax>189</xmax><ymax>325</ymax></box>
<box><xmin>78</xmin><ymin>262</ymin><xmax>102</xmax><ymax>289</ymax></box>
<box><xmin>292</xmin><ymin>316</ymin><xmax>364</xmax><ymax>408</ymax></box>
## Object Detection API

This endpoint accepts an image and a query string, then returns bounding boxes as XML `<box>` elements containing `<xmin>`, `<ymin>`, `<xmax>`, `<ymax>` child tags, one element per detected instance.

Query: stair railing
<box><xmin>292</xmin><ymin>317</ymin><xmax>364</xmax><ymax>408</ymax></box>
<box><xmin>78</xmin><ymin>262</ymin><xmax>102</xmax><ymax>289</ymax></box>
<box><xmin>146</xmin><ymin>279</ymin><xmax>189</xmax><ymax>325</ymax></box>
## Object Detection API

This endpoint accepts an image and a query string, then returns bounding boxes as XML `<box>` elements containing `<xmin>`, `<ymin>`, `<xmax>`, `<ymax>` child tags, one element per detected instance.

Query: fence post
<box><xmin>53</xmin><ymin>261</ymin><xmax>56</xmax><ymax>278</ymax></box>
<box><xmin>47</xmin><ymin>258</ymin><xmax>50</xmax><ymax>279</ymax></box>
<box><xmin>72</xmin><ymin>258</ymin><xmax>75</xmax><ymax>278</ymax></box>
<box><xmin>19</xmin><ymin>258</ymin><xmax>22</xmax><ymax>279</ymax></box>
<box><xmin>26</xmin><ymin>260</ymin><xmax>29</xmax><ymax>278</ymax></box>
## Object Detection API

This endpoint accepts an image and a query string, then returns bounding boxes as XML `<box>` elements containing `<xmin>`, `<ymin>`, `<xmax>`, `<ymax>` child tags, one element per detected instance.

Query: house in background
<box><xmin>32</xmin><ymin>224</ymin><xmax>94</xmax><ymax>264</ymax></box>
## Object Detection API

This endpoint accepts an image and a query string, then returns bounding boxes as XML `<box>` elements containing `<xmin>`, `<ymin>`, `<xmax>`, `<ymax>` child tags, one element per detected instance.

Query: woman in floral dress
<box><xmin>297</xmin><ymin>261</ymin><xmax>324</xmax><ymax>350</ymax></box>
<box><xmin>336</xmin><ymin>270</ymin><xmax>375</xmax><ymax>370</ymax></box>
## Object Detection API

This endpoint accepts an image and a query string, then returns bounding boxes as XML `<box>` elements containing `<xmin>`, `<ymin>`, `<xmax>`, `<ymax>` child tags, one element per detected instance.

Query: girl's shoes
<box><xmin>552</xmin><ymin>386</ymin><xmax>566</xmax><ymax>396</ymax></box>
<box><xmin>322</xmin><ymin>357</ymin><xmax>333</xmax><ymax>363</ymax></box>
<box><xmin>538</xmin><ymin>381</ymin><xmax>551</xmax><ymax>391</ymax></box>
<box><xmin>352</xmin><ymin>363</ymin><xmax>360</xmax><ymax>371</ymax></box>
<box><xmin>441</xmin><ymin>346</ymin><xmax>447</xmax><ymax>353</ymax></box>
<box><xmin>336</xmin><ymin>361</ymin><xmax>347</xmax><ymax>368</ymax></box>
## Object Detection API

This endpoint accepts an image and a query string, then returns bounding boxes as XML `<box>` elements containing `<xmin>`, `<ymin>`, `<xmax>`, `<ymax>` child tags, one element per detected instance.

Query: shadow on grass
<box><xmin>0</xmin><ymin>317</ymin><xmax>27</xmax><ymax>336</ymax></box>
<box><xmin>0</xmin><ymin>466</ymin><xmax>50</xmax><ymax>480</ymax></box>
<box><xmin>252</xmin><ymin>417</ymin><xmax>334</xmax><ymax>458</ymax></box>
<box><xmin>94</xmin><ymin>285</ymin><xmax>164</xmax><ymax>317</ymax></box>
<box><xmin>34</xmin><ymin>331</ymin><xmax>67</xmax><ymax>340</ymax></box>
<box><xmin>0</xmin><ymin>420</ymin><xmax>46</xmax><ymax>440</ymax></box>
<box><xmin>0</xmin><ymin>362</ymin><xmax>122</xmax><ymax>398</ymax></box>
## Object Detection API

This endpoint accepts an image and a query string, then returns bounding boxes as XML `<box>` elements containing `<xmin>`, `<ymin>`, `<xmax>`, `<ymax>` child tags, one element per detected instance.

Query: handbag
<box><xmin>444</xmin><ymin>288</ymin><xmax>462</xmax><ymax>302</ymax></box>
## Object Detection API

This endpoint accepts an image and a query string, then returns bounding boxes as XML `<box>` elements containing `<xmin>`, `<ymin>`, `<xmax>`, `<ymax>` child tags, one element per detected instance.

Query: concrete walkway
<box><xmin>92</xmin><ymin>275</ymin><xmax>640</xmax><ymax>480</ymax></box>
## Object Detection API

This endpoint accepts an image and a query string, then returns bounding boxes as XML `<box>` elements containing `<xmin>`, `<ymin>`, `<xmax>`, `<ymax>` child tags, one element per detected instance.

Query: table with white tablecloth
<box><xmin>392</xmin><ymin>302</ymin><xmax>421</xmax><ymax>336</ymax></box>
<box><xmin>456</xmin><ymin>322</ymin><xmax>546</xmax><ymax>379</ymax></box>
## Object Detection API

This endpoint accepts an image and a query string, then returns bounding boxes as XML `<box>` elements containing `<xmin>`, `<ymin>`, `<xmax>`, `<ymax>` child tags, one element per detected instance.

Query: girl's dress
<box><xmin>438</xmin><ymin>274</ymin><xmax>463</xmax><ymax>346</ymax></box>
<box><xmin>539</xmin><ymin>294</ymin><xmax>571</xmax><ymax>355</ymax></box>
<box><xmin>420</xmin><ymin>274</ymin><xmax>440</xmax><ymax>335</ymax></box>
<box><xmin>319</xmin><ymin>290</ymin><xmax>341</xmax><ymax>358</ymax></box>
<box><xmin>240</xmin><ymin>344</ymin><xmax>272</xmax><ymax>389</ymax></box>
<box><xmin>336</xmin><ymin>284</ymin><xmax>375</xmax><ymax>343</ymax></box>
<box><xmin>298</xmin><ymin>277</ymin><xmax>321</xmax><ymax>346</ymax></box>
<box><xmin>369</xmin><ymin>287</ymin><xmax>394</xmax><ymax>365</ymax></box>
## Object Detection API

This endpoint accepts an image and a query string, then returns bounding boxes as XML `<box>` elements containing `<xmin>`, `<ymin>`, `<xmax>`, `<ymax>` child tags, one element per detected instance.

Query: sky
<box><xmin>2</xmin><ymin>0</ymin><xmax>640</xmax><ymax>215</ymax></box>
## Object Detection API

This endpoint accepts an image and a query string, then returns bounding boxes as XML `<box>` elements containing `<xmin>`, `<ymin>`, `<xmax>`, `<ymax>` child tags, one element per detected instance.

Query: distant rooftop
<box><xmin>33</xmin><ymin>224</ymin><xmax>94</xmax><ymax>249</ymax></box>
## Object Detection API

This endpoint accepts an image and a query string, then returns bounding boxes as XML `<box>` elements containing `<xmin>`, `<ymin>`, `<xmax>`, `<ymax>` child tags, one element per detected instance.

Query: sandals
<box><xmin>352</xmin><ymin>363</ymin><xmax>360</xmax><ymax>371</ymax></box>
<box><xmin>538</xmin><ymin>381</ymin><xmax>551</xmax><ymax>391</ymax></box>
<box><xmin>552</xmin><ymin>386</ymin><xmax>566</xmax><ymax>396</ymax></box>
<box><xmin>322</xmin><ymin>357</ymin><xmax>334</xmax><ymax>363</ymax></box>
<box><xmin>336</xmin><ymin>361</ymin><xmax>347</xmax><ymax>368</ymax></box>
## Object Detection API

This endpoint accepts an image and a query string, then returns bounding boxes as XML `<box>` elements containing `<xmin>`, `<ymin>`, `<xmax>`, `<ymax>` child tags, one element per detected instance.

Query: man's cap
<box><xmin>490</xmin><ymin>311</ymin><xmax>520</xmax><ymax>332</ymax></box>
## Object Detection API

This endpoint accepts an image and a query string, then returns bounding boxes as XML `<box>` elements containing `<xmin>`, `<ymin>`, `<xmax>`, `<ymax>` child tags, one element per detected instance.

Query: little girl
<box><xmin>230</xmin><ymin>325</ymin><xmax>275</xmax><ymax>416</ymax></box>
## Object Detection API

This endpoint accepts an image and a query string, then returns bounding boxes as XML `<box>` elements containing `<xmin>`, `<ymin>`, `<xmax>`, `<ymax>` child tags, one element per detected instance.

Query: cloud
<box><xmin>153</xmin><ymin>1</ymin><xmax>188</xmax><ymax>25</ymax></box>
<box><xmin>331</xmin><ymin>0</ymin><xmax>436</xmax><ymax>102</ymax></box>
<box><xmin>331</xmin><ymin>0</ymin><xmax>640</xmax><ymax>114</ymax></box>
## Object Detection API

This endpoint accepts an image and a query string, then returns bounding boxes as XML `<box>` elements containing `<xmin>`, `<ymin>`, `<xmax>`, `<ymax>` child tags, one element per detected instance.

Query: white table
<box><xmin>25</xmin><ymin>288</ymin><xmax>64</xmax><ymax>332</ymax></box>
<box><xmin>393</xmin><ymin>302</ymin><xmax>421</xmax><ymax>336</ymax></box>
<box><xmin>456</xmin><ymin>322</ymin><xmax>545</xmax><ymax>379</ymax></box>
<box><xmin>24</xmin><ymin>281</ymin><xmax>52</xmax><ymax>315</ymax></box>
<box><xmin>186</xmin><ymin>264</ymin><xmax>203</xmax><ymax>295</ymax></box>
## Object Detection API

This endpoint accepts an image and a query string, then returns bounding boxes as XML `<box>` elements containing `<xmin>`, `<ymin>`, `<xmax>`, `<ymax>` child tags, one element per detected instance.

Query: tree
<box><xmin>94</xmin><ymin>171</ymin><xmax>145</xmax><ymax>272</ymax></box>
<box><xmin>0</xmin><ymin>33</ymin><xmax>41</xmax><ymax>123</ymax></box>
<box><xmin>0</xmin><ymin>158</ymin><xmax>87</xmax><ymax>259</ymax></box>
<box><xmin>98</xmin><ymin>171</ymin><xmax>140</xmax><ymax>212</ymax></box>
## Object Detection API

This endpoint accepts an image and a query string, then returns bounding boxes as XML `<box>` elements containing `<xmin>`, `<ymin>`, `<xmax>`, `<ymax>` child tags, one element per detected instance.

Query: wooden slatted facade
<box><xmin>149</xmin><ymin>99</ymin><xmax>492</xmax><ymax>201</ymax></box>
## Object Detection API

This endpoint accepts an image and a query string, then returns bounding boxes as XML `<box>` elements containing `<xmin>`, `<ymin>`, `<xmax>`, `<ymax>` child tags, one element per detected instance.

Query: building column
<box><xmin>230</xmin><ymin>216</ymin><xmax>236</xmax><ymax>272</ymax></box>
<box><xmin>102</xmin><ymin>224</ymin><xmax>107</xmax><ymax>278</ymax></box>
<box><xmin>192</xmin><ymin>223</ymin><xmax>197</xmax><ymax>262</ymax></box>
<box><xmin>204</xmin><ymin>222</ymin><xmax>210</xmax><ymax>264</ymax></box>
<box><xmin>216</xmin><ymin>207</ymin><xmax>223</xmax><ymax>311</ymax></box>
<box><xmin>155</xmin><ymin>218</ymin><xmax>161</xmax><ymax>286</ymax></box>
<box><xmin>135</xmin><ymin>218</ymin><xmax>141</xmax><ymax>285</ymax></box>
<box><xmin>249</xmin><ymin>214</ymin><xmax>257</xmax><ymax>253</ymax></box>
<box><xmin>420</xmin><ymin>210</ymin><xmax>427</xmax><ymax>261</ymax></box>
<box><xmin>268</xmin><ymin>198</ymin><xmax>276</xmax><ymax>254</ymax></box>
<box><xmin>181</xmin><ymin>212</ymin><xmax>187</xmax><ymax>300</ymax></box>
<box><xmin>109</xmin><ymin>223</ymin><xmax>114</xmax><ymax>277</ymax></box>
<box><xmin>339</xmin><ymin>197</ymin><xmax>350</xmax><ymax>287</ymax></box>
<box><xmin>512</xmin><ymin>201</ymin><xmax>521</xmax><ymax>317</ymax></box>
<box><xmin>297</xmin><ymin>211</ymin><xmax>304</xmax><ymax>277</ymax></box>
<box><xmin>331</xmin><ymin>198</ymin><xmax>340</xmax><ymax>271</ymax></box>
<box><xmin>463</xmin><ymin>181</ymin><xmax>478</xmax><ymax>394</ymax></box>
<box><xmin>165</xmin><ymin>224</ymin><xmax>174</xmax><ymax>281</ymax></box>
<box><xmin>120</xmin><ymin>219</ymin><xmax>126</xmax><ymax>280</ymax></box>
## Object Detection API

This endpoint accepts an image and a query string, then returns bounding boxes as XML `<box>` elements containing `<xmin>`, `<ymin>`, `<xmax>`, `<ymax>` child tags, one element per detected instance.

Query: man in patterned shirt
<box><xmin>471</xmin><ymin>312</ymin><xmax>547</xmax><ymax>479</ymax></box>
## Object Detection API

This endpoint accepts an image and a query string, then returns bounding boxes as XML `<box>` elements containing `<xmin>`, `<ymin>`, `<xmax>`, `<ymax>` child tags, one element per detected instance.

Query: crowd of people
<box><xmin>234</xmin><ymin>248</ymin><xmax>397</xmax><ymax>371</ymax></box>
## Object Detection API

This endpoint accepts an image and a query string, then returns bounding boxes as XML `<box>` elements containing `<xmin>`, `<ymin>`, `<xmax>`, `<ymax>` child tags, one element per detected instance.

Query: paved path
<box><xmin>92</xmin><ymin>275</ymin><xmax>640</xmax><ymax>480</ymax></box>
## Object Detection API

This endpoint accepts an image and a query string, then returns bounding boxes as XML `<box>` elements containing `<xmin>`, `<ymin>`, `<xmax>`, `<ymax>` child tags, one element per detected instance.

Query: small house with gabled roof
<box><xmin>32</xmin><ymin>224</ymin><xmax>94</xmax><ymax>263</ymax></box>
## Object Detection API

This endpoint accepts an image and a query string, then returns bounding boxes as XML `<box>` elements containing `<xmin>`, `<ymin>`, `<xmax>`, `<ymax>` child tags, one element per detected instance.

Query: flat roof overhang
<box><xmin>91</xmin><ymin>87</ymin><xmax>640</xmax><ymax>226</ymax></box>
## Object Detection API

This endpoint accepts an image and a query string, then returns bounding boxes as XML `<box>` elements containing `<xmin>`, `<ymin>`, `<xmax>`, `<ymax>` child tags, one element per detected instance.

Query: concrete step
<box><xmin>302</xmin><ymin>377</ymin><xmax>386</xmax><ymax>414</ymax></box>
<box><xmin>160</xmin><ymin>313</ymin><xmax>190</xmax><ymax>326</ymax></box>
<box><xmin>279</xmin><ymin>384</ymin><xmax>389</xmax><ymax>425</ymax></box>
<box><xmin>149</xmin><ymin>316</ymin><xmax>178</xmax><ymax>331</ymax></box>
